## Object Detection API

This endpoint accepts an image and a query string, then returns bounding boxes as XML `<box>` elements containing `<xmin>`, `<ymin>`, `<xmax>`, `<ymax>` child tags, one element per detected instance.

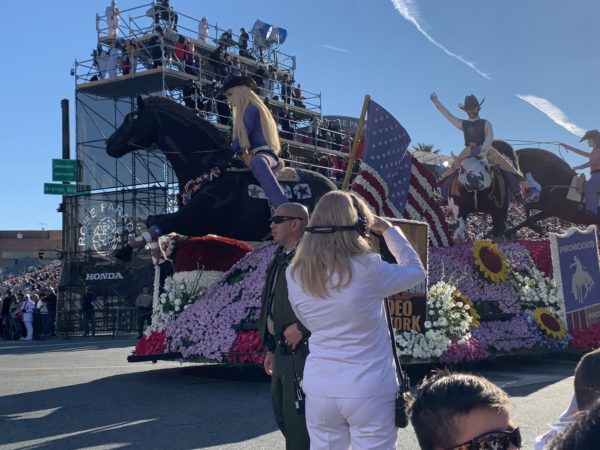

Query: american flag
<box><xmin>351</xmin><ymin>99</ymin><xmax>452</xmax><ymax>247</ymax></box>
<box><xmin>351</xmin><ymin>99</ymin><xmax>412</xmax><ymax>218</ymax></box>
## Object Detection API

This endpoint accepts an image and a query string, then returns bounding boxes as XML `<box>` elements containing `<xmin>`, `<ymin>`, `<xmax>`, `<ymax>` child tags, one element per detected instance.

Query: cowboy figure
<box><xmin>560</xmin><ymin>129</ymin><xmax>600</xmax><ymax>217</ymax></box>
<box><xmin>222</xmin><ymin>76</ymin><xmax>288</xmax><ymax>209</ymax></box>
<box><xmin>431</xmin><ymin>93</ymin><xmax>529</xmax><ymax>200</ymax></box>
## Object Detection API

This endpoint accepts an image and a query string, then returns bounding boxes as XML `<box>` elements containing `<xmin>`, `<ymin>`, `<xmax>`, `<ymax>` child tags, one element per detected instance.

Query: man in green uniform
<box><xmin>259</xmin><ymin>202</ymin><xmax>310</xmax><ymax>450</ymax></box>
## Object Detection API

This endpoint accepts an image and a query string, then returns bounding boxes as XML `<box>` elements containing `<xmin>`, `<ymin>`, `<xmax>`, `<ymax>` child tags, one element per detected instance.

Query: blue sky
<box><xmin>1</xmin><ymin>0</ymin><xmax>598</xmax><ymax>230</ymax></box>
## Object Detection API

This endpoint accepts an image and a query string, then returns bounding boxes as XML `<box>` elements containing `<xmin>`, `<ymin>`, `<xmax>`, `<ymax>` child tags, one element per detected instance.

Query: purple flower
<box><xmin>165</xmin><ymin>244</ymin><xmax>277</xmax><ymax>360</ymax></box>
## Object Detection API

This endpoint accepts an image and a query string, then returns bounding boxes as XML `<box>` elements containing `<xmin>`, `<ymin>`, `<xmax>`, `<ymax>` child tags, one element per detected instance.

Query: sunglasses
<box><xmin>448</xmin><ymin>427</ymin><xmax>521</xmax><ymax>450</ymax></box>
<box><xmin>270</xmin><ymin>216</ymin><xmax>303</xmax><ymax>224</ymax></box>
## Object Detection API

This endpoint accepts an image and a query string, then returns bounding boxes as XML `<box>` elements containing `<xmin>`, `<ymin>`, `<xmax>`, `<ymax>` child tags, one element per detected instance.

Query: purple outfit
<box><xmin>232</xmin><ymin>105</ymin><xmax>287</xmax><ymax>207</ymax></box>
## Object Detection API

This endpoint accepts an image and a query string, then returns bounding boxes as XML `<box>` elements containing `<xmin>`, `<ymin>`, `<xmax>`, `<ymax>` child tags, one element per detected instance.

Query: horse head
<box><xmin>106</xmin><ymin>96</ymin><xmax>156</xmax><ymax>158</ymax></box>
<box><xmin>105</xmin><ymin>96</ymin><xmax>232</xmax><ymax>187</ymax></box>
<box><xmin>457</xmin><ymin>156</ymin><xmax>492</xmax><ymax>191</ymax></box>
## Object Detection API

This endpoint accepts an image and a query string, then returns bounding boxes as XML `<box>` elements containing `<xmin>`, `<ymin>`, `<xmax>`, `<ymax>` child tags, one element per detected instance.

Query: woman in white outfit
<box><xmin>286</xmin><ymin>191</ymin><xmax>425</xmax><ymax>450</ymax></box>
<box><xmin>20</xmin><ymin>294</ymin><xmax>36</xmax><ymax>341</ymax></box>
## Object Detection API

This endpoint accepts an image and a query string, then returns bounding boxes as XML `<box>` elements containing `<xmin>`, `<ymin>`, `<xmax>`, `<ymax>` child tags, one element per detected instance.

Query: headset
<box><xmin>305</xmin><ymin>194</ymin><xmax>369</xmax><ymax>238</ymax></box>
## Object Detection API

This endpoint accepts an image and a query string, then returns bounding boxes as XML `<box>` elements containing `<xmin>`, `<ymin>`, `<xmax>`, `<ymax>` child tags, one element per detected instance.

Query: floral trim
<box><xmin>571</xmin><ymin>323</ymin><xmax>600</xmax><ymax>351</ymax></box>
<box><xmin>166</xmin><ymin>244</ymin><xmax>276</xmax><ymax>361</ymax></box>
<box><xmin>135</xmin><ymin>330</ymin><xmax>166</xmax><ymax>356</ymax></box>
<box><xmin>395</xmin><ymin>281</ymin><xmax>472</xmax><ymax>359</ymax></box>
<box><xmin>438</xmin><ymin>337</ymin><xmax>489</xmax><ymax>364</ymax></box>
<box><xmin>226</xmin><ymin>331</ymin><xmax>265</xmax><ymax>364</ymax></box>
<box><xmin>473</xmin><ymin>240</ymin><xmax>510</xmax><ymax>283</ymax></box>
<box><xmin>150</xmin><ymin>269</ymin><xmax>221</xmax><ymax>333</ymax></box>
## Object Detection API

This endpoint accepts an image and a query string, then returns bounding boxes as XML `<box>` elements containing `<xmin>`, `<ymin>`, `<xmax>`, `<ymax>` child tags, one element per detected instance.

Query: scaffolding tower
<box><xmin>58</xmin><ymin>1</ymin><xmax>355</xmax><ymax>334</ymax></box>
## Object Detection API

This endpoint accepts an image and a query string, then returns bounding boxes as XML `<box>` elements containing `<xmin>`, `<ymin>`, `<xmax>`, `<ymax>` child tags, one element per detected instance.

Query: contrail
<box><xmin>516</xmin><ymin>94</ymin><xmax>586</xmax><ymax>137</ymax></box>
<box><xmin>390</xmin><ymin>0</ymin><xmax>491</xmax><ymax>80</ymax></box>
<box><xmin>318</xmin><ymin>44</ymin><xmax>348</xmax><ymax>53</ymax></box>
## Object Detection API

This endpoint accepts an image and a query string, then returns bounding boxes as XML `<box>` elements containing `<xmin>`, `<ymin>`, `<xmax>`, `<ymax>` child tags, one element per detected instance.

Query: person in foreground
<box><xmin>286</xmin><ymin>190</ymin><xmax>425</xmax><ymax>450</ymax></box>
<box><xmin>534</xmin><ymin>347</ymin><xmax>600</xmax><ymax>449</ymax></box>
<box><xmin>410</xmin><ymin>371</ymin><xmax>521</xmax><ymax>450</ymax></box>
<box><xmin>546</xmin><ymin>398</ymin><xmax>600</xmax><ymax>450</ymax></box>
<box><xmin>259</xmin><ymin>202</ymin><xmax>311</xmax><ymax>450</ymax></box>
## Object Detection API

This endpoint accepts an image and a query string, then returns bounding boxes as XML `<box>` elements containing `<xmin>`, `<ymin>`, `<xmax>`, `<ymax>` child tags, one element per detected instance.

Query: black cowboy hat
<box><xmin>221</xmin><ymin>76</ymin><xmax>257</xmax><ymax>93</ymax></box>
<box><xmin>458</xmin><ymin>95</ymin><xmax>485</xmax><ymax>111</ymax></box>
<box><xmin>579</xmin><ymin>129</ymin><xmax>600</xmax><ymax>143</ymax></box>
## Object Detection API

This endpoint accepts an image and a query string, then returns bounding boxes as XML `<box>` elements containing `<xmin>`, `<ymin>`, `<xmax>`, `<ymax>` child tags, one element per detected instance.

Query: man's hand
<box><xmin>263</xmin><ymin>351</ymin><xmax>274</xmax><ymax>376</ymax></box>
<box><xmin>430</xmin><ymin>92</ymin><xmax>438</xmax><ymax>104</ymax></box>
<box><xmin>283</xmin><ymin>323</ymin><xmax>303</xmax><ymax>350</ymax></box>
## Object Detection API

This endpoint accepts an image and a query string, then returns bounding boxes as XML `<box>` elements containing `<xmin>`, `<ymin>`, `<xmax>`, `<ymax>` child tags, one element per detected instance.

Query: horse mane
<box><xmin>144</xmin><ymin>96</ymin><xmax>230</xmax><ymax>149</ymax></box>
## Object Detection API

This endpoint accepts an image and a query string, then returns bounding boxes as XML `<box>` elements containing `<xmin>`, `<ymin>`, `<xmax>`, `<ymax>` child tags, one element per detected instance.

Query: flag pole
<box><xmin>342</xmin><ymin>94</ymin><xmax>370</xmax><ymax>190</ymax></box>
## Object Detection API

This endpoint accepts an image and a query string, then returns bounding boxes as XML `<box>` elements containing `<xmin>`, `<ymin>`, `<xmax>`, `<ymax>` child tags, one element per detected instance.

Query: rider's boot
<box><xmin>114</xmin><ymin>231</ymin><xmax>154</xmax><ymax>262</ymax></box>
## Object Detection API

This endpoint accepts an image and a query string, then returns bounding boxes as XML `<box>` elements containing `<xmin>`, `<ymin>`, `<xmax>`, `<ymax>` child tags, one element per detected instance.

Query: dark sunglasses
<box><xmin>270</xmin><ymin>216</ymin><xmax>303</xmax><ymax>224</ymax></box>
<box><xmin>448</xmin><ymin>427</ymin><xmax>521</xmax><ymax>450</ymax></box>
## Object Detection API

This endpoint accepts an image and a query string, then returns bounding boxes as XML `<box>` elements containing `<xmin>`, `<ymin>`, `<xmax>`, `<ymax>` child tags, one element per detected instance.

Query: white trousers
<box><xmin>305</xmin><ymin>393</ymin><xmax>397</xmax><ymax>450</ymax></box>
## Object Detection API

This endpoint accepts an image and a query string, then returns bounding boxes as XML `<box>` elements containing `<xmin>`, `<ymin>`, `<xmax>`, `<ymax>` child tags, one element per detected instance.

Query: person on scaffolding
<box><xmin>431</xmin><ymin>92</ymin><xmax>531</xmax><ymax>201</ymax></box>
<box><xmin>105</xmin><ymin>0</ymin><xmax>120</xmax><ymax>38</ymax></box>
<box><xmin>222</xmin><ymin>76</ymin><xmax>288</xmax><ymax>209</ymax></box>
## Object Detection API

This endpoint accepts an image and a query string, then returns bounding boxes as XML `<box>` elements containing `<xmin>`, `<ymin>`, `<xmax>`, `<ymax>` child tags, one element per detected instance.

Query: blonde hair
<box><xmin>290</xmin><ymin>191</ymin><xmax>374</xmax><ymax>298</ymax></box>
<box><xmin>228</xmin><ymin>85</ymin><xmax>281</xmax><ymax>153</ymax></box>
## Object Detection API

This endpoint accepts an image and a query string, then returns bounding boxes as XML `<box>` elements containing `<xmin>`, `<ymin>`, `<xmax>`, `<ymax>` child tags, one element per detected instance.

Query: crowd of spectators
<box><xmin>0</xmin><ymin>262</ymin><xmax>61</xmax><ymax>341</ymax></box>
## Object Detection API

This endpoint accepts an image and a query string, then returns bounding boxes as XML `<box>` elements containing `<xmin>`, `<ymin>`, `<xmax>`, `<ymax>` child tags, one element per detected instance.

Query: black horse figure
<box><xmin>106</xmin><ymin>96</ymin><xmax>337</xmax><ymax>251</ymax></box>
<box><xmin>507</xmin><ymin>147</ymin><xmax>599</xmax><ymax>234</ymax></box>
<box><xmin>447</xmin><ymin>139</ymin><xmax>515</xmax><ymax>241</ymax></box>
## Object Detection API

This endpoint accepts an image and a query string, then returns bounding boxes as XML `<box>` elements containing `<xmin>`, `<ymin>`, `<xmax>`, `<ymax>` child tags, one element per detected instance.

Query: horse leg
<box><xmin>149</xmin><ymin>193</ymin><xmax>220</xmax><ymax>238</ymax></box>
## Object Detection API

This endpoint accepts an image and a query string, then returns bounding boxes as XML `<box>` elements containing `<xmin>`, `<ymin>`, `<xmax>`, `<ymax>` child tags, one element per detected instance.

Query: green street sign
<box><xmin>52</xmin><ymin>159</ymin><xmax>79</xmax><ymax>182</ymax></box>
<box><xmin>44</xmin><ymin>183</ymin><xmax>77</xmax><ymax>196</ymax></box>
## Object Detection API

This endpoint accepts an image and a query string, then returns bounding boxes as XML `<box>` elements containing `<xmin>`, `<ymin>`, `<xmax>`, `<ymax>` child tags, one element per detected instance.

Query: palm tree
<box><xmin>411</xmin><ymin>143</ymin><xmax>440</xmax><ymax>154</ymax></box>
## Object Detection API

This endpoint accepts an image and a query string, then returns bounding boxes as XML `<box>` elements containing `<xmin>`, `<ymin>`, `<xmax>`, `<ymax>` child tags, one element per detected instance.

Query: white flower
<box><xmin>160</xmin><ymin>297</ymin><xmax>166</xmax><ymax>304</ymax></box>
<box><xmin>174</xmin><ymin>305</ymin><xmax>180</xmax><ymax>312</ymax></box>
<box><xmin>424</xmin><ymin>320</ymin><xmax>432</xmax><ymax>329</ymax></box>
<box><xmin>174</xmin><ymin>298</ymin><xmax>182</xmax><ymax>306</ymax></box>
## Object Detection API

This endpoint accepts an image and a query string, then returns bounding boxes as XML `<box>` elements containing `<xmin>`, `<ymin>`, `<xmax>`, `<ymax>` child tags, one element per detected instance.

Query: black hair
<box><xmin>409</xmin><ymin>371</ymin><xmax>511</xmax><ymax>450</ymax></box>
<box><xmin>574</xmin><ymin>348</ymin><xmax>600</xmax><ymax>410</ymax></box>
<box><xmin>547</xmin><ymin>399</ymin><xmax>600</xmax><ymax>450</ymax></box>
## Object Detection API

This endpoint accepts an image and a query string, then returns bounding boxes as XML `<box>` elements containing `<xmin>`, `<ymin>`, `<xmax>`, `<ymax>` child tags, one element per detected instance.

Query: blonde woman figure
<box><xmin>286</xmin><ymin>191</ymin><xmax>425</xmax><ymax>450</ymax></box>
<box><xmin>222</xmin><ymin>76</ymin><xmax>288</xmax><ymax>208</ymax></box>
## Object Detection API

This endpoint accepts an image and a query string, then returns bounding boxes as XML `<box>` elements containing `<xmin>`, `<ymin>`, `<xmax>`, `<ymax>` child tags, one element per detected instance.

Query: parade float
<box><xmin>63</xmin><ymin>2</ymin><xmax>599</xmax><ymax>364</ymax></box>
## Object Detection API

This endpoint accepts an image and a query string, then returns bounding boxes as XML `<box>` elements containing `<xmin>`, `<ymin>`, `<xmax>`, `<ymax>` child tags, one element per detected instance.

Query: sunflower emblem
<box><xmin>534</xmin><ymin>308</ymin><xmax>566</xmax><ymax>339</ymax></box>
<box><xmin>473</xmin><ymin>240</ymin><xmax>510</xmax><ymax>283</ymax></box>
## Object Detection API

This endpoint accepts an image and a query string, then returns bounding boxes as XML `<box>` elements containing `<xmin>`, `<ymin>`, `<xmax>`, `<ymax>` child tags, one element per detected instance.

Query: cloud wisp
<box><xmin>318</xmin><ymin>44</ymin><xmax>348</xmax><ymax>53</ymax></box>
<box><xmin>516</xmin><ymin>94</ymin><xmax>586</xmax><ymax>137</ymax></box>
<box><xmin>389</xmin><ymin>0</ymin><xmax>491</xmax><ymax>80</ymax></box>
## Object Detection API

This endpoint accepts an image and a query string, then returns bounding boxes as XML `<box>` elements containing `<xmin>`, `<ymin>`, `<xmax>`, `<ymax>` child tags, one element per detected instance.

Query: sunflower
<box><xmin>534</xmin><ymin>308</ymin><xmax>566</xmax><ymax>339</ymax></box>
<box><xmin>472</xmin><ymin>240</ymin><xmax>510</xmax><ymax>283</ymax></box>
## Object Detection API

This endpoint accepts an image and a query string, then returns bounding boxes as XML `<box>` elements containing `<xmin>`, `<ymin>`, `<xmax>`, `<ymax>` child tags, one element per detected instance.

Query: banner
<box><xmin>378</xmin><ymin>218</ymin><xmax>428</xmax><ymax>333</ymax></box>
<box><xmin>550</xmin><ymin>225</ymin><xmax>600</xmax><ymax>332</ymax></box>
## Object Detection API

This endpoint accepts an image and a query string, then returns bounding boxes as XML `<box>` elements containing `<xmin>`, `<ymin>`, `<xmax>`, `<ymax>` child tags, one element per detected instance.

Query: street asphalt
<box><xmin>0</xmin><ymin>336</ymin><xmax>578</xmax><ymax>449</ymax></box>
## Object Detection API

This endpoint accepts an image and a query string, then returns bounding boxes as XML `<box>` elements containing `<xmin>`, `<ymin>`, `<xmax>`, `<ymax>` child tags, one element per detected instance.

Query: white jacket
<box><xmin>286</xmin><ymin>227</ymin><xmax>425</xmax><ymax>398</ymax></box>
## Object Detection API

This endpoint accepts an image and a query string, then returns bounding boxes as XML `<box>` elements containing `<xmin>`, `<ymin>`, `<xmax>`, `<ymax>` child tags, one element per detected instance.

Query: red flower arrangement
<box><xmin>570</xmin><ymin>323</ymin><xmax>600</xmax><ymax>351</ymax></box>
<box><xmin>516</xmin><ymin>240</ymin><xmax>553</xmax><ymax>277</ymax></box>
<box><xmin>135</xmin><ymin>330</ymin><xmax>167</xmax><ymax>356</ymax></box>
<box><xmin>173</xmin><ymin>236</ymin><xmax>253</xmax><ymax>273</ymax></box>
<box><xmin>226</xmin><ymin>331</ymin><xmax>265</xmax><ymax>364</ymax></box>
